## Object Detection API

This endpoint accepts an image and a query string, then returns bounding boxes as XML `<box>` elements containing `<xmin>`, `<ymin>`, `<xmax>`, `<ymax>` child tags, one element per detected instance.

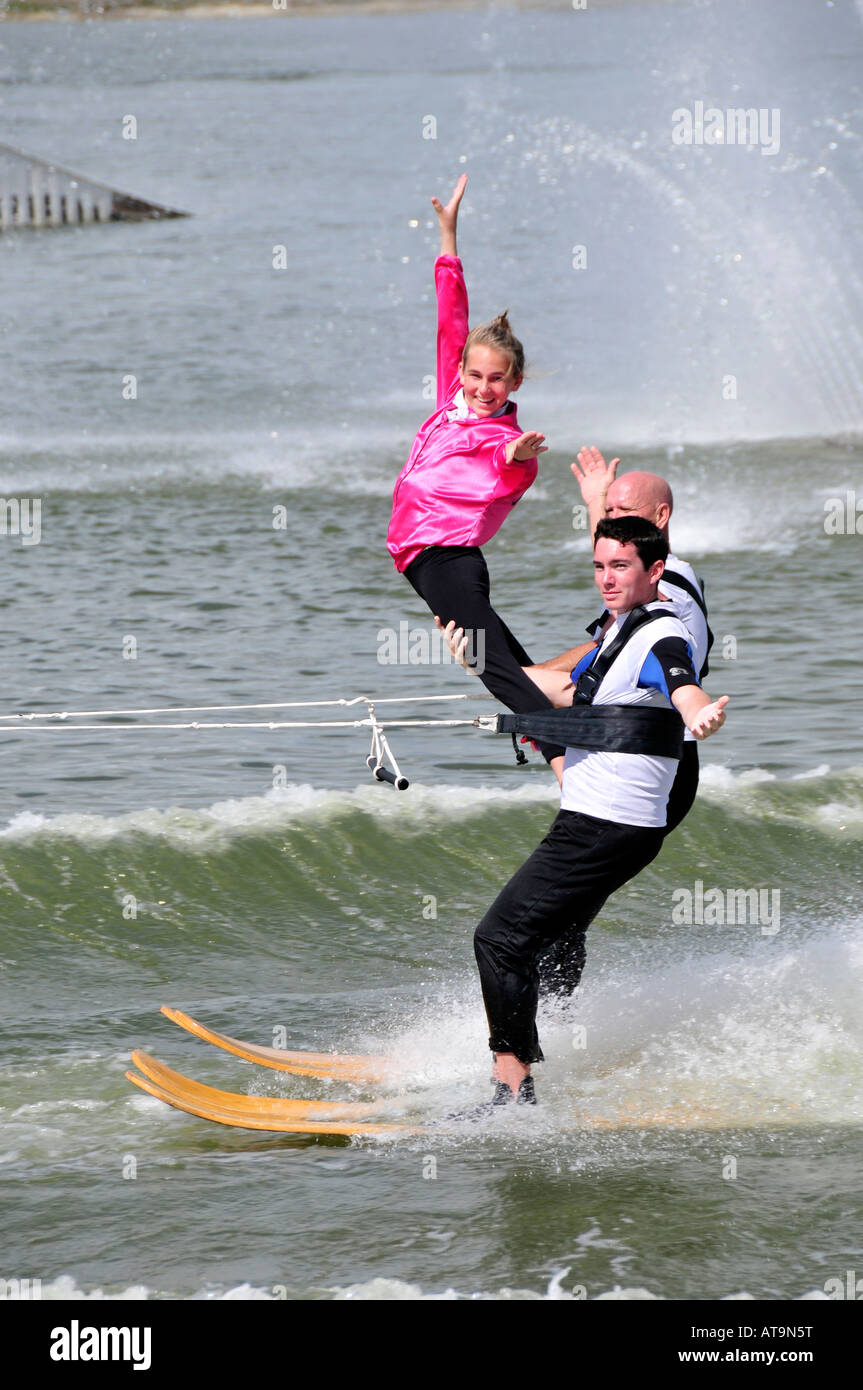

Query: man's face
<box><xmin>593</xmin><ymin>537</ymin><xmax>663</xmax><ymax>613</ymax></box>
<box><xmin>605</xmin><ymin>477</ymin><xmax>662</xmax><ymax>527</ymax></box>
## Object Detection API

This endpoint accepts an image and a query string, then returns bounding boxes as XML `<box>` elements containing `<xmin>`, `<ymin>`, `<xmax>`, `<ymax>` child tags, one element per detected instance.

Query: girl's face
<box><xmin>458</xmin><ymin>345</ymin><xmax>521</xmax><ymax>417</ymax></box>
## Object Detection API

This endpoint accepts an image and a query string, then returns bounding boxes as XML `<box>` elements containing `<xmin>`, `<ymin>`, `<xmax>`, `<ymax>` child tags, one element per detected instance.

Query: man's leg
<box><xmin>536</xmin><ymin>925</ymin><xmax>588</xmax><ymax>996</ymax></box>
<box><xmin>474</xmin><ymin>809</ymin><xmax>665</xmax><ymax>1090</ymax></box>
<box><xmin>537</xmin><ymin>744</ymin><xmax>701</xmax><ymax>996</ymax></box>
<box><xmin>404</xmin><ymin>546</ymin><xmax>566</xmax><ymax>765</ymax></box>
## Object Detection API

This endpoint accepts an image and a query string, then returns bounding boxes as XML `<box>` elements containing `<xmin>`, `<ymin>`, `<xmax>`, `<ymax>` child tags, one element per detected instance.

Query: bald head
<box><xmin>605</xmin><ymin>471</ymin><xmax>673</xmax><ymax>538</ymax></box>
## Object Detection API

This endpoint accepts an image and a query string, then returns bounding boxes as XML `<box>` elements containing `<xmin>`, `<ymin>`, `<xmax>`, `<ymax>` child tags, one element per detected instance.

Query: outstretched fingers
<box><xmin>570</xmin><ymin>446</ymin><xmax>620</xmax><ymax>503</ymax></box>
<box><xmin>511</xmin><ymin>431</ymin><xmax>548</xmax><ymax>462</ymax></box>
<box><xmin>692</xmin><ymin>695</ymin><xmax>730</xmax><ymax>739</ymax></box>
<box><xmin>431</xmin><ymin>172</ymin><xmax>468</xmax><ymax>221</ymax></box>
<box><xmin>434</xmin><ymin>616</ymin><xmax>474</xmax><ymax>671</ymax></box>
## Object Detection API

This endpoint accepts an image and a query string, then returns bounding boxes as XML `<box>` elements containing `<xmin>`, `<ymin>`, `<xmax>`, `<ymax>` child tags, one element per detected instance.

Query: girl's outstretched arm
<box><xmin>432</xmin><ymin>176</ymin><xmax>470</xmax><ymax>408</ymax></box>
<box><xmin>431</xmin><ymin>173</ymin><xmax>467</xmax><ymax>257</ymax></box>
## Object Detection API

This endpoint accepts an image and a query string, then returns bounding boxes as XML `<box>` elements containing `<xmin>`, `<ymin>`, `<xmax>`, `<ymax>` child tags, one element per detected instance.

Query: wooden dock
<box><xmin>0</xmin><ymin>142</ymin><xmax>190</xmax><ymax>231</ymax></box>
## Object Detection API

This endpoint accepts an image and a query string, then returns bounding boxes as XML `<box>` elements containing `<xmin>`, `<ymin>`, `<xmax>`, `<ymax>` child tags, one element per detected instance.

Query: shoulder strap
<box><xmin>585</xmin><ymin>609</ymin><xmax>609</xmax><ymax>638</ymax></box>
<box><xmin>662</xmin><ymin>568</ymin><xmax>707</xmax><ymax>617</ymax></box>
<box><xmin>573</xmin><ymin>605</ymin><xmax>676</xmax><ymax>705</ymax></box>
<box><xmin>660</xmin><ymin>569</ymin><xmax>714</xmax><ymax>677</ymax></box>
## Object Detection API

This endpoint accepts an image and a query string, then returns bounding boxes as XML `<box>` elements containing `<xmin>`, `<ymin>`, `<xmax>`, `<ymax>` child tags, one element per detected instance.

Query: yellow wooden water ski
<box><xmin>160</xmin><ymin>1006</ymin><xmax>400</xmax><ymax>1084</ymax></box>
<box><xmin>126</xmin><ymin>1049</ymin><xmax>748</xmax><ymax>1137</ymax></box>
<box><xmin>126</xmin><ymin>1051</ymin><xmax>419</xmax><ymax>1136</ymax></box>
<box><xmin>131</xmin><ymin>1050</ymin><xmax>392</xmax><ymax>1119</ymax></box>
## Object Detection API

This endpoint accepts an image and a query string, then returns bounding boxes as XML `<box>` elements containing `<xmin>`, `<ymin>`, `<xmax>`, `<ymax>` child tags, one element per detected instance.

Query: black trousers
<box><xmin>536</xmin><ymin>741</ymin><xmax>700</xmax><ymax>995</ymax></box>
<box><xmin>404</xmin><ymin>545</ymin><xmax>566</xmax><ymax>764</ymax></box>
<box><xmin>474</xmin><ymin>808</ymin><xmax>665</xmax><ymax>1063</ymax></box>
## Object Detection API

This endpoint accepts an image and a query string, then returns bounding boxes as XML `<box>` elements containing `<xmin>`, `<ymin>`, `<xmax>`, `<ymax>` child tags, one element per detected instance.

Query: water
<box><xmin>0</xmin><ymin>0</ymin><xmax>862</xmax><ymax>1301</ymax></box>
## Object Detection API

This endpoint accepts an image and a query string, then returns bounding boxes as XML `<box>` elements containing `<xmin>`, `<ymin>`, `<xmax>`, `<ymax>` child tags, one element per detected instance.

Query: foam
<box><xmin>0</xmin><ymin>780</ymin><xmax>558</xmax><ymax>849</ymax></box>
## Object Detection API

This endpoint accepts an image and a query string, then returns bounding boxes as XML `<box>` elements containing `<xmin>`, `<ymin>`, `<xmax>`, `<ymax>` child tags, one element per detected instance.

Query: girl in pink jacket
<box><xmin>386</xmin><ymin>175</ymin><xmax>565</xmax><ymax>772</ymax></box>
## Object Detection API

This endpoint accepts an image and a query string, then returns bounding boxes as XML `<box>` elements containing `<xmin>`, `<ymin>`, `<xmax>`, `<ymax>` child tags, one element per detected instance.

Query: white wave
<box><xmin>4</xmin><ymin>763</ymin><xmax>858</xmax><ymax>848</ymax></box>
<box><xmin>698</xmin><ymin>765</ymin><xmax>778</xmax><ymax>793</ymax></box>
<box><xmin>698</xmin><ymin>763</ymin><xmax>863</xmax><ymax>834</ymax></box>
<box><xmin>0</xmin><ymin>780</ymin><xmax>558</xmax><ymax>849</ymax></box>
<box><xmin>0</xmin><ymin>429</ymin><xmax>402</xmax><ymax>496</ymax></box>
<box><xmin>27</xmin><ymin>1273</ymin><xmax>831</xmax><ymax>1301</ymax></box>
<box><xmin>336</xmin><ymin>919</ymin><xmax>863</xmax><ymax>1132</ymax></box>
<box><xmin>326</xmin><ymin>1276</ymin><xmax>829</xmax><ymax>1301</ymax></box>
<box><xmin>34</xmin><ymin>1275</ymin><xmax>274</xmax><ymax>1301</ymax></box>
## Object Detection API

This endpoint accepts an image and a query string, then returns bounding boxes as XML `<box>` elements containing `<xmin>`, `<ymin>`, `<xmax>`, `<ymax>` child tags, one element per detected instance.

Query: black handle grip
<box><xmin>372</xmin><ymin>765</ymin><xmax>410</xmax><ymax>791</ymax></box>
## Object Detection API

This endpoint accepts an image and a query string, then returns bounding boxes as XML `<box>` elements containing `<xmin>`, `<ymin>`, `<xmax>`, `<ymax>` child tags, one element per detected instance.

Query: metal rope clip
<box><xmin>364</xmin><ymin>703</ymin><xmax>410</xmax><ymax>791</ymax></box>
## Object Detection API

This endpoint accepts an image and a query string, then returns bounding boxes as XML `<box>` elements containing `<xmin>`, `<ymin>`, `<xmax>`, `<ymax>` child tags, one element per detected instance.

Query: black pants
<box><xmin>404</xmin><ymin>545</ymin><xmax>566</xmax><ymax>764</ymax></box>
<box><xmin>474</xmin><ymin>808</ymin><xmax>665</xmax><ymax>1063</ymax></box>
<box><xmin>536</xmin><ymin>741</ymin><xmax>700</xmax><ymax>995</ymax></box>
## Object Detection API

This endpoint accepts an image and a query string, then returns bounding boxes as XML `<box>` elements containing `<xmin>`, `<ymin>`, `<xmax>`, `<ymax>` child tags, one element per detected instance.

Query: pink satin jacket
<box><xmin>386</xmin><ymin>255</ymin><xmax>537</xmax><ymax>573</ymax></box>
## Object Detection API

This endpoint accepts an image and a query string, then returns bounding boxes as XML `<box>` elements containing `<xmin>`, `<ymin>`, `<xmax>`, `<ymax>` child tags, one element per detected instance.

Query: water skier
<box><xmin>452</xmin><ymin>516</ymin><xmax>728</xmax><ymax>1104</ymax></box>
<box><xmin>535</xmin><ymin>453</ymin><xmax>715</xmax><ymax>993</ymax></box>
<box><xmin>386</xmin><ymin>174</ymin><xmax>566</xmax><ymax>780</ymax></box>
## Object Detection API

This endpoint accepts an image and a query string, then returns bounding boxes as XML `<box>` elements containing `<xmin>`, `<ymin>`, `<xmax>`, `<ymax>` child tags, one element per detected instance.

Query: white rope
<box><xmin>0</xmin><ymin>692</ymin><xmax>494</xmax><ymax>723</ymax></box>
<box><xmin>0</xmin><ymin>716</ymin><xmax>499</xmax><ymax>734</ymax></box>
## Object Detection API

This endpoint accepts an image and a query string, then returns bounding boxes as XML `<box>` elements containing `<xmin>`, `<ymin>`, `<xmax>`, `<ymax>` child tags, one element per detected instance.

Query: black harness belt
<box><xmin>496</xmin><ymin>705</ymin><xmax>685</xmax><ymax>760</ymax></box>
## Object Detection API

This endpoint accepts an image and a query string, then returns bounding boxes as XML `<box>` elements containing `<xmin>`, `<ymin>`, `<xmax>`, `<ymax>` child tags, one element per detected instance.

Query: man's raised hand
<box><xmin>571</xmin><ymin>445</ymin><xmax>619</xmax><ymax>505</ymax></box>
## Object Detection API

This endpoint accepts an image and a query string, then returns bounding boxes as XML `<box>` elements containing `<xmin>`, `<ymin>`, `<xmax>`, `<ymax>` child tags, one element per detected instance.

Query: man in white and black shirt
<box><xmin>535</xmin><ymin>455</ymin><xmax>713</xmax><ymax>994</ymax></box>
<box><xmin>470</xmin><ymin>516</ymin><xmax>728</xmax><ymax>1105</ymax></box>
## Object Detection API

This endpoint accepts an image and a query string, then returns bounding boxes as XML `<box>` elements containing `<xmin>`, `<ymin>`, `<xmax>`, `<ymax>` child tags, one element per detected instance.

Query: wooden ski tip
<box><xmin>159</xmin><ymin>1005</ymin><xmax>399</xmax><ymax>1083</ymax></box>
<box><xmin>126</xmin><ymin>1057</ymin><xmax>420</xmax><ymax>1137</ymax></box>
<box><xmin>129</xmin><ymin>1050</ymin><xmax>392</xmax><ymax>1121</ymax></box>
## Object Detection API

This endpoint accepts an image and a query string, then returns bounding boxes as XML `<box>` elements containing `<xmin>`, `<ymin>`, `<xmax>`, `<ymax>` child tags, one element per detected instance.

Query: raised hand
<box><xmin>571</xmin><ymin>445</ymin><xmax>619</xmax><ymax>505</ymax></box>
<box><xmin>431</xmin><ymin>174</ymin><xmax>468</xmax><ymax>256</ymax></box>
<box><xmin>506</xmin><ymin>431</ymin><xmax>548</xmax><ymax>464</ymax></box>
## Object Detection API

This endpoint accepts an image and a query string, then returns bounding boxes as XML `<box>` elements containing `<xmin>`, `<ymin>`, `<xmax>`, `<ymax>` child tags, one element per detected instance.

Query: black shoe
<box><xmin>492</xmin><ymin>1075</ymin><xmax>537</xmax><ymax>1106</ymax></box>
<box><xmin>443</xmin><ymin>1074</ymin><xmax>536</xmax><ymax>1124</ymax></box>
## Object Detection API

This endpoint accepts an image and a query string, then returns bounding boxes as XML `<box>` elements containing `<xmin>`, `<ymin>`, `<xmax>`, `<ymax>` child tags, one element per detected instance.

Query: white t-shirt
<box><xmin>560</xmin><ymin>603</ymin><xmax>698</xmax><ymax>828</ymax></box>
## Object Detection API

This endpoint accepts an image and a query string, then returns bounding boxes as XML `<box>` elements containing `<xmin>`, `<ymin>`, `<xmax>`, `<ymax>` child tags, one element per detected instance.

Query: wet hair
<box><xmin>594</xmin><ymin>516</ymin><xmax>668</xmax><ymax>571</ymax></box>
<box><xmin>461</xmin><ymin>311</ymin><xmax>525</xmax><ymax>381</ymax></box>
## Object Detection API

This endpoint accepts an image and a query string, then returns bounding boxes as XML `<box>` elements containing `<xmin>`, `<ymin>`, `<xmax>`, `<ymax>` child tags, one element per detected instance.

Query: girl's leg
<box><xmin>404</xmin><ymin>546</ymin><xmax>566</xmax><ymax>764</ymax></box>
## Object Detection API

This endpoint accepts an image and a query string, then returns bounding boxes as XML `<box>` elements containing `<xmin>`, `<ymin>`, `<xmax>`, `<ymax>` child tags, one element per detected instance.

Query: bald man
<box><xmin>534</xmin><ymin>449</ymin><xmax>713</xmax><ymax>994</ymax></box>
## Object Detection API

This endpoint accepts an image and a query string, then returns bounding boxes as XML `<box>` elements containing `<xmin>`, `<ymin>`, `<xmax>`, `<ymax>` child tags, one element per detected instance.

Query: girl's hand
<box><xmin>571</xmin><ymin>446</ymin><xmax>619</xmax><ymax>505</ymax></box>
<box><xmin>431</xmin><ymin>174</ymin><xmax>467</xmax><ymax>256</ymax></box>
<box><xmin>507</xmin><ymin>431</ymin><xmax>548</xmax><ymax>464</ymax></box>
<box><xmin>431</xmin><ymin>173</ymin><xmax>468</xmax><ymax>231</ymax></box>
